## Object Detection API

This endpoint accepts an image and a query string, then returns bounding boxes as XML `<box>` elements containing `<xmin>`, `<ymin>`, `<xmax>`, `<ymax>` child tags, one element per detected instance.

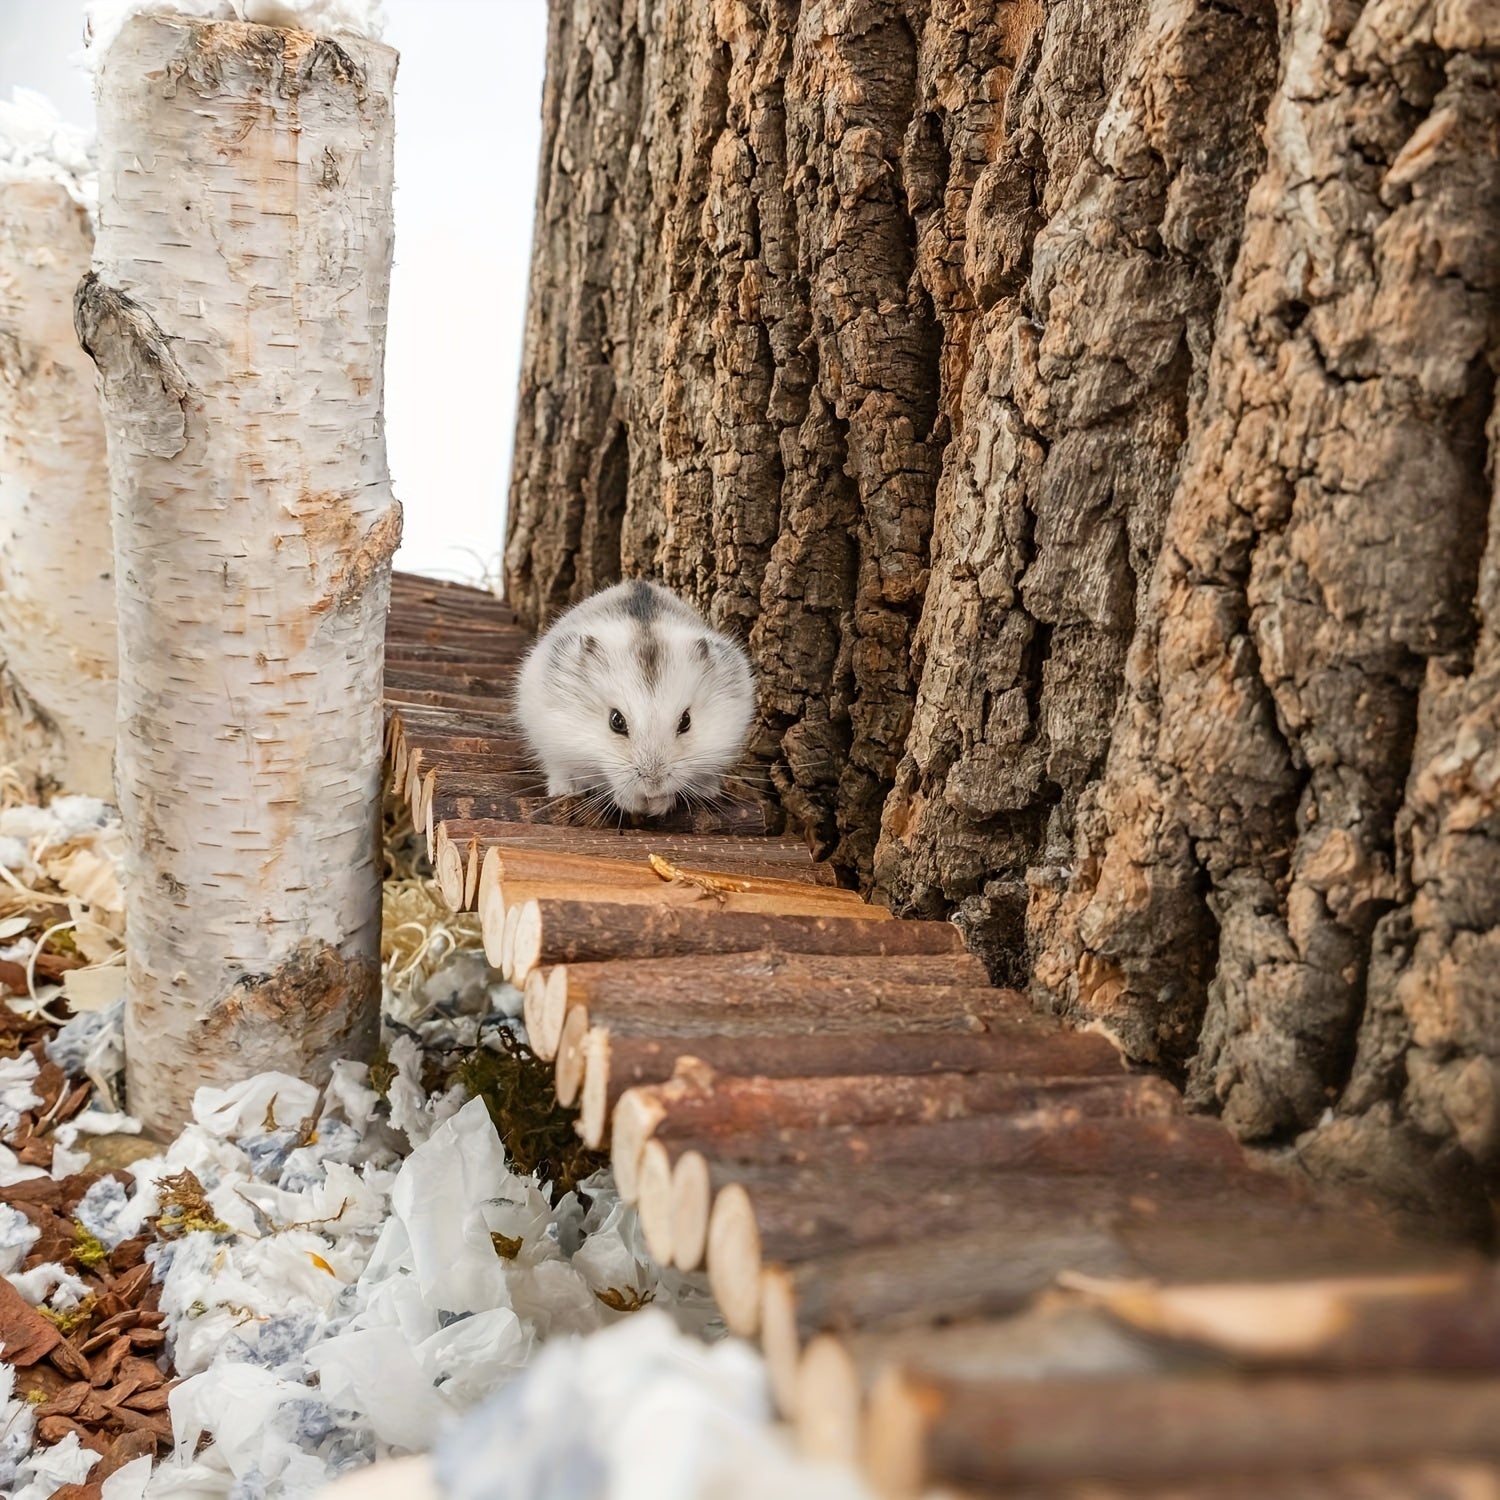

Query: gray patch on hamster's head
<box><xmin>537</xmin><ymin>580</ymin><xmax>755</xmax><ymax>816</ymax></box>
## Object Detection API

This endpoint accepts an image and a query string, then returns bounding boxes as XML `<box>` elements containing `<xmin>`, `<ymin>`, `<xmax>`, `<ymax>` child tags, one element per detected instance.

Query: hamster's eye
<box><xmin>609</xmin><ymin>709</ymin><xmax>628</xmax><ymax>736</ymax></box>
<box><xmin>677</xmin><ymin>709</ymin><xmax>692</xmax><ymax>735</ymax></box>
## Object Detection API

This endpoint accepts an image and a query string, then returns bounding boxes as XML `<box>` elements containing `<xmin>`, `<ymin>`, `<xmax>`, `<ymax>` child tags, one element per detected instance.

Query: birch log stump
<box><xmin>77</xmin><ymin>17</ymin><xmax>400</xmax><ymax>1135</ymax></box>
<box><xmin>0</xmin><ymin>135</ymin><xmax>116</xmax><ymax>798</ymax></box>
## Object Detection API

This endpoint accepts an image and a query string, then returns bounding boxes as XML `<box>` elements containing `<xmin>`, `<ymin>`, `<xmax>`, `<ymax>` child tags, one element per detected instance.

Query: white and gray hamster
<box><xmin>514</xmin><ymin>579</ymin><xmax>756</xmax><ymax>817</ymax></box>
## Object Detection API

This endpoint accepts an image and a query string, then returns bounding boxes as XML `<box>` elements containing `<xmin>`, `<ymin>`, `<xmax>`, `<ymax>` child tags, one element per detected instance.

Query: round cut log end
<box><xmin>509</xmin><ymin>898</ymin><xmax>543</xmax><ymax>986</ymax></box>
<box><xmin>402</xmin><ymin>747</ymin><xmax>424</xmax><ymax>807</ymax></box>
<box><xmin>499</xmin><ymin>902</ymin><xmax>521</xmax><ymax>983</ymax></box>
<box><xmin>669</xmin><ymin>1148</ymin><xmax>711</xmax><ymax>1270</ymax></box>
<box><xmin>637</xmin><ymin>1138</ymin><xmax>675</xmax><ymax>1266</ymax></box>
<box><xmin>706</xmin><ymin>1183</ymin><xmax>762</xmax><ymax>1336</ymax></box>
<box><xmin>540</xmin><ymin>965</ymin><xmax>570</xmax><ymax>1061</ymax></box>
<box><xmin>422</xmin><ymin>780</ymin><xmax>437</xmax><ymax>863</ymax></box>
<box><xmin>862</xmin><ymin>1366</ymin><xmax>931</xmax><ymax>1500</ymax></box>
<box><xmin>610</xmin><ymin>1087</ymin><xmax>666</xmax><ymax>1203</ymax></box>
<box><xmin>795</xmin><ymin>1334</ymin><xmax>863</xmax><ymax>1470</ymax></box>
<box><xmin>759</xmin><ymin>1265</ymin><xmax>801</xmax><ymax>1418</ymax></box>
<box><xmin>391</xmin><ymin>726</ymin><xmax>409</xmax><ymax>788</ymax></box>
<box><xmin>553</xmin><ymin>1002</ymin><xmax>590</xmax><ymax>1108</ymax></box>
<box><xmin>521</xmin><ymin>968</ymin><xmax>549</xmax><ymax>1056</ymax></box>
<box><xmin>461</xmin><ymin>839</ymin><xmax>481</xmax><ymax>910</ymax></box>
<box><xmin>576</xmin><ymin>1027</ymin><xmax>612</xmax><ymax>1149</ymax></box>
<box><xmin>478</xmin><ymin>845</ymin><xmax>506</xmax><ymax>966</ymax></box>
<box><xmin>434</xmin><ymin>835</ymin><xmax>465</xmax><ymax>912</ymax></box>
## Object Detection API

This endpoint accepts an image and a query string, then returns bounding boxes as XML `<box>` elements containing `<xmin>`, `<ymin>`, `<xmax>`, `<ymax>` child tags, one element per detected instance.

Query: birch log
<box><xmin>0</xmin><ymin>116</ymin><xmax>116</xmax><ymax>798</ymax></box>
<box><xmin>77</xmin><ymin>17</ymin><xmax>400</xmax><ymax>1135</ymax></box>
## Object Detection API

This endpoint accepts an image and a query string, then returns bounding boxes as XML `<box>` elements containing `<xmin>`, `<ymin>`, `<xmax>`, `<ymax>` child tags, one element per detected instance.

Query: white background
<box><xmin>0</xmin><ymin>0</ymin><xmax>549</xmax><ymax>582</ymax></box>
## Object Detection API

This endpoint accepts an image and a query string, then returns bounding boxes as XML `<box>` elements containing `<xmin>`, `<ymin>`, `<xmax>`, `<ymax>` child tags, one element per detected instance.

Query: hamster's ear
<box><xmin>694</xmin><ymin>637</ymin><xmax>714</xmax><ymax>664</ymax></box>
<box><xmin>577</xmin><ymin>634</ymin><xmax>601</xmax><ymax>660</ymax></box>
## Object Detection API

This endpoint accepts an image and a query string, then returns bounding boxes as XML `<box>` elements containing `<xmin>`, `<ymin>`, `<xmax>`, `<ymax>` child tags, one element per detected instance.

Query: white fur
<box><xmin>514</xmin><ymin>581</ymin><xmax>756</xmax><ymax>817</ymax></box>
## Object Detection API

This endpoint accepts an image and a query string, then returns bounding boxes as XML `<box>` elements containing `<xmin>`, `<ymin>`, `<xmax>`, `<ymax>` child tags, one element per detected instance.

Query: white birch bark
<box><xmin>0</xmin><ymin>175</ymin><xmax>117</xmax><ymax>798</ymax></box>
<box><xmin>77</xmin><ymin>15</ymin><xmax>400</xmax><ymax>1135</ymax></box>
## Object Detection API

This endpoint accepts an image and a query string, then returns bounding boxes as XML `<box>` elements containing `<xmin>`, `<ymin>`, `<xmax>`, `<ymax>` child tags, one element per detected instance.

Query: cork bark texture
<box><xmin>82</xmin><ymin>16</ymin><xmax>399</xmax><ymax>1136</ymax></box>
<box><xmin>508</xmin><ymin>0</ymin><xmax>1500</xmax><ymax>1193</ymax></box>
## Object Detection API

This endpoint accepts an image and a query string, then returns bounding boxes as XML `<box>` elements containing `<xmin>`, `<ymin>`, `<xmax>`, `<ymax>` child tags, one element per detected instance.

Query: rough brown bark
<box><xmin>1037</xmin><ymin>0</ymin><xmax>1500</xmax><ymax>1166</ymax></box>
<box><xmin>508</xmin><ymin>0</ymin><xmax>1500</xmax><ymax>1196</ymax></box>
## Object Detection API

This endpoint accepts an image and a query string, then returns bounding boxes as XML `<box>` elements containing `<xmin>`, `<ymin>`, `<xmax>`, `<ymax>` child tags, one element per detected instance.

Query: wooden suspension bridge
<box><xmin>385</xmin><ymin>572</ymin><xmax>1500</xmax><ymax>1498</ymax></box>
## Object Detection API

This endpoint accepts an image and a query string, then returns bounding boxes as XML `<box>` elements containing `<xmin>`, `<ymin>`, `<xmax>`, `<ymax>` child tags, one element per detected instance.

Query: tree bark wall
<box><xmin>507</xmin><ymin>0</ymin><xmax>1500</xmax><ymax>1197</ymax></box>
<box><xmin>81</xmin><ymin>17</ymin><xmax>400</xmax><ymax>1136</ymax></box>
<box><xmin>0</xmin><ymin>169</ymin><xmax>117</xmax><ymax>799</ymax></box>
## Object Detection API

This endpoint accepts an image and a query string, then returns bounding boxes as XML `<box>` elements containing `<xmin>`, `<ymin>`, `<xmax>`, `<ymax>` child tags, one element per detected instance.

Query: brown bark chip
<box><xmin>0</xmin><ymin>1275</ymin><xmax>62</xmax><ymax>1365</ymax></box>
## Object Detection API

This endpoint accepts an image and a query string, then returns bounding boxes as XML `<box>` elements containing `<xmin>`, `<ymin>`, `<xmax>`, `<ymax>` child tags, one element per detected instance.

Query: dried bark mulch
<box><xmin>1</xmin><ymin>1001</ymin><xmax>177</xmax><ymax>1496</ymax></box>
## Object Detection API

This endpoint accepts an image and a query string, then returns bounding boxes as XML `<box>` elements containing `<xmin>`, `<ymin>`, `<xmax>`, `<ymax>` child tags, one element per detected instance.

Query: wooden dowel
<box><xmin>385</xmin><ymin>614</ymin><xmax>525</xmax><ymax>637</ymax></box>
<box><xmin>385</xmin><ymin>687</ymin><xmax>516</xmax><ymax>712</ymax></box>
<box><xmin>493</xmin><ymin>880</ymin><xmax>887</xmax><ymax>940</ymax></box>
<box><xmin>862</xmin><ymin>1371</ymin><xmax>1500</xmax><ymax>1495</ymax></box>
<box><xmin>686</xmin><ymin>1156</ymin><xmax>1306</xmax><ymax>1274</ymax></box>
<box><xmin>546</xmin><ymin>972</ymin><xmax>1007</xmax><ymax>1074</ymax></box>
<box><xmin>759</xmin><ymin>1198</ymin><xmax>1461</xmax><ymax>1357</ymax></box>
<box><xmin>404</xmin><ymin>749</ymin><xmax>535</xmax><ymax>782</ymax></box>
<box><xmin>508</xmin><ymin>898</ymin><xmax>964</xmax><ymax>986</ymax></box>
<box><xmin>474</xmin><ymin>844</ymin><xmax>854</xmax><ymax>901</ymax></box>
<box><xmin>383</xmin><ymin>714</ymin><xmax>519</xmax><ymax>748</ymax></box>
<box><xmin>437</xmin><ymin>791</ymin><xmax>774</xmax><ymax>835</ymax></box>
<box><xmin>385</xmin><ymin>667</ymin><xmax>515</xmax><ymax>695</ymax></box>
<box><xmin>613</xmin><ymin>1069</ymin><xmax>1178</xmax><ymax>1204</ymax></box>
<box><xmin>1059</xmin><ymin>1268</ymin><xmax>1500</xmax><ymax>1373</ymax></box>
<box><xmin>572</xmin><ymin>1014</ymin><xmax>1122</xmax><ymax>1146</ymax></box>
<box><xmin>546</xmin><ymin>952</ymin><xmax>1001</xmax><ymax>1056</ymax></box>
<box><xmin>384</xmin><ymin>646</ymin><xmax>526</xmax><ymax>666</ymax></box>
<box><xmin>643</xmin><ymin>1109</ymin><xmax>1256</xmax><ymax>1182</ymax></box>
<box><xmin>409</xmin><ymin>818</ymin><xmax>828</xmax><ymax>880</ymax></box>
<box><xmin>384</xmin><ymin>625</ymin><xmax>525</xmax><ymax>647</ymax></box>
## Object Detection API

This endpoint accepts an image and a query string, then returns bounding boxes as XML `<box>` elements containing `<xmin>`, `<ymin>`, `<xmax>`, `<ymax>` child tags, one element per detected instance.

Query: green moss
<box><xmin>38</xmin><ymin>1292</ymin><xmax>96</xmax><ymax>1336</ymax></box>
<box><xmin>451</xmin><ymin>1029</ymin><xmax>606</xmax><ymax>1196</ymax></box>
<box><xmin>69</xmin><ymin>1221</ymin><xmax>108</xmax><ymax>1270</ymax></box>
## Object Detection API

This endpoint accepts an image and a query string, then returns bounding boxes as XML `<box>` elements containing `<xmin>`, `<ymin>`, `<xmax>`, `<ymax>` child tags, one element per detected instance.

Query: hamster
<box><xmin>514</xmin><ymin>579</ymin><xmax>756</xmax><ymax>818</ymax></box>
